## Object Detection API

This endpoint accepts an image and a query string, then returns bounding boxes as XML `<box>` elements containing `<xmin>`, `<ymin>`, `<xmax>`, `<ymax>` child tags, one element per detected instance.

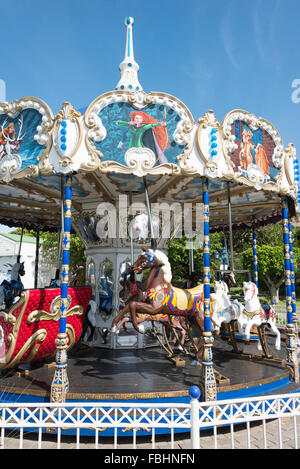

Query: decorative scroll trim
<box><xmin>6</xmin><ymin>329</ymin><xmax>47</xmax><ymax>369</ymax></box>
<box><xmin>53</xmin><ymin>102</ymin><xmax>82</xmax><ymax>169</ymax></box>
<box><xmin>27</xmin><ymin>296</ymin><xmax>84</xmax><ymax>324</ymax></box>
<box><xmin>196</xmin><ymin>110</ymin><xmax>224</xmax><ymax>179</ymax></box>
<box><xmin>285</xmin><ymin>142</ymin><xmax>298</xmax><ymax>192</ymax></box>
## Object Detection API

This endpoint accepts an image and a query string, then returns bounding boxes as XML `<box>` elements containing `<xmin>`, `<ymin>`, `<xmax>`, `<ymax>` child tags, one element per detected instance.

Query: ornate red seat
<box><xmin>0</xmin><ymin>286</ymin><xmax>92</xmax><ymax>370</ymax></box>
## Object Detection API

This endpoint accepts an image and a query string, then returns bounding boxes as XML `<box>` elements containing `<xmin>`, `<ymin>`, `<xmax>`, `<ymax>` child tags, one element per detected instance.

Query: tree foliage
<box><xmin>241</xmin><ymin>244</ymin><xmax>300</xmax><ymax>303</ymax></box>
<box><xmin>10</xmin><ymin>228</ymin><xmax>86</xmax><ymax>276</ymax></box>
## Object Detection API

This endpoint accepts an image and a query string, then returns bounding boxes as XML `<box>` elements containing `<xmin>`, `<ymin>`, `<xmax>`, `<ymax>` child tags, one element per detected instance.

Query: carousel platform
<box><xmin>0</xmin><ymin>332</ymin><xmax>297</xmax><ymax>405</ymax></box>
<box><xmin>0</xmin><ymin>331</ymin><xmax>298</xmax><ymax>437</ymax></box>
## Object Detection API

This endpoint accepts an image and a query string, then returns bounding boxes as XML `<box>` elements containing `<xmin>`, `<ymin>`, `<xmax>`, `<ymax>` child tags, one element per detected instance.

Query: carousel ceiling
<box><xmin>0</xmin><ymin>17</ymin><xmax>297</xmax><ymax>240</ymax></box>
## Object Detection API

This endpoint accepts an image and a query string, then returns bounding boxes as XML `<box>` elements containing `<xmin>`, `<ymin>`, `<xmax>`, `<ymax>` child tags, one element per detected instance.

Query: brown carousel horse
<box><xmin>111</xmin><ymin>248</ymin><xmax>206</xmax><ymax>358</ymax></box>
<box><xmin>116</xmin><ymin>265</ymin><xmax>188</xmax><ymax>354</ymax></box>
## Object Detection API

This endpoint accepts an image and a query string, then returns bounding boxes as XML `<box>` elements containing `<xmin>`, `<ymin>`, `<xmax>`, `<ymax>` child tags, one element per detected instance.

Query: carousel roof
<box><xmin>0</xmin><ymin>17</ymin><xmax>297</xmax><ymax>243</ymax></box>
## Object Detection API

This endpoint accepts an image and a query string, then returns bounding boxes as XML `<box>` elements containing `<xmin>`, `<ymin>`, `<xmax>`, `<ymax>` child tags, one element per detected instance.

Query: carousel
<box><xmin>0</xmin><ymin>17</ymin><xmax>298</xmax><ymax>425</ymax></box>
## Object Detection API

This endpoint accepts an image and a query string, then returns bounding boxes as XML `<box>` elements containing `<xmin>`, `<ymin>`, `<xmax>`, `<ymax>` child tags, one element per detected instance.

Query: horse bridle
<box><xmin>139</xmin><ymin>251</ymin><xmax>156</xmax><ymax>269</ymax></box>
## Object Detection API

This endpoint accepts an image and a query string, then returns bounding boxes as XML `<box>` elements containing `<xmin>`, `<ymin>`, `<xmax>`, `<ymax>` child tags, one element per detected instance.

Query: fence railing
<box><xmin>0</xmin><ymin>389</ymin><xmax>300</xmax><ymax>449</ymax></box>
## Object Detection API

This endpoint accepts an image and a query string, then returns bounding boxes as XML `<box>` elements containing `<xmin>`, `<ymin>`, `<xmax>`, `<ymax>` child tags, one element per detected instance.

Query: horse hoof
<box><xmin>111</xmin><ymin>326</ymin><xmax>119</xmax><ymax>335</ymax></box>
<box><xmin>138</xmin><ymin>325</ymin><xmax>145</xmax><ymax>334</ymax></box>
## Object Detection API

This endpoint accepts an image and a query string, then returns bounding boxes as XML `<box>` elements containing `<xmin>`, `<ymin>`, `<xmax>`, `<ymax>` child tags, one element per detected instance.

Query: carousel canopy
<box><xmin>0</xmin><ymin>17</ymin><xmax>297</xmax><ymax>243</ymax></box>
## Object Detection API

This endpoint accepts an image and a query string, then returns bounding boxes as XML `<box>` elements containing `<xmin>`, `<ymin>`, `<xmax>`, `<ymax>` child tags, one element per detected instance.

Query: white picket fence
<box><xmin>0</xmin><ymin>391</ymin><xmax>300</xmax><ymax>449</ymax></box>
<box><xmin>274</xmin><ymin>305</ymin><xmax>300</xmax><ymax>328</ymax></box>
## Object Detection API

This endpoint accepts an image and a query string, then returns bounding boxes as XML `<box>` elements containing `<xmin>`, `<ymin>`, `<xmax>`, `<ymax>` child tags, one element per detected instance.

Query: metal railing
<box><xmin>0</xmin><ymin>389</ymin><xmax>300</xmax><ymax>449</ymax></box>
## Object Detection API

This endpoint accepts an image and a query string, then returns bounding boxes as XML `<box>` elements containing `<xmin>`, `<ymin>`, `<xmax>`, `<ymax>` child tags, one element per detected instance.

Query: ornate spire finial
<box><xmin>116</xmin><ymin>17</ymin><xmax>143</xmax><ymax>92</ymax></box>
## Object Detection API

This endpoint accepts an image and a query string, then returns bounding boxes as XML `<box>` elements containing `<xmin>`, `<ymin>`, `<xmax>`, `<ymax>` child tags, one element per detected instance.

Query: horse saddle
<box><xmin>172</xmin><ymin>285</ymin><xmax>203</xmax><ymax>311</ymax></box>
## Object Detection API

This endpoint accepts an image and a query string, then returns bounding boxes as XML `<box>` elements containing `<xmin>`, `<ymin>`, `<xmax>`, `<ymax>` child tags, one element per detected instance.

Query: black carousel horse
<box><xmin>0</xmin><ymin>261</ymin><xmax>25</xmax><ymax>310</ymax></box>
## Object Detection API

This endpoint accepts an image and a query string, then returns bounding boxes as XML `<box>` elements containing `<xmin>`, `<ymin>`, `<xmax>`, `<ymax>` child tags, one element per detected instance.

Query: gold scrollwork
<box><xmin>6</xmin><ymin>329</ymin><xmax>47</xmax><ymax>369</ymax></box>
<box><xmin>27</xmin><ymin>296</ymin><xmax>83</xmax><ymax>324</ymax></box>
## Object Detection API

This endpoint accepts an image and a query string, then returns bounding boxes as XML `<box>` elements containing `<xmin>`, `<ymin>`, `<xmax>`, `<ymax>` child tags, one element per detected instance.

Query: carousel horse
<box><xmin>111</xmin><ymin>248</ymin><xmax>206</xmax><ymax>356</ymax></box>
<box><xmin>237</xmin><ymin>281</ymin><xmax>281</xmax><ymax>353</ymax></box>
<box><xmin>99</xmin><ymin>272</ymin><xmax>113</xmax><ymax>316</ymax></box>
<box><xmin>115</xmin><ymin>265</ymin><xmax>187</xmax><ymax>351</ymax></box>
<box><xmin>79</xmin><ymin>296</ymin><xmax>98</xmax><ymax>342</ymax></box>
<box><xmin>211</xmin><ymin>280</ymin><xmax>242</xmax><ymax>331</ymax></box>
<box><xmin>0</xmin><ymin>261</ymin><xmax>25</xmax><ymax>310</ymax></box>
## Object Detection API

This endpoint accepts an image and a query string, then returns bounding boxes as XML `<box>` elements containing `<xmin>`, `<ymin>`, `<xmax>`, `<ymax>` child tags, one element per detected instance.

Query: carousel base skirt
<box><xmin>0</xmin><ymin>335</ymin><xmax>298</xmax><ymax>437</ymax></box>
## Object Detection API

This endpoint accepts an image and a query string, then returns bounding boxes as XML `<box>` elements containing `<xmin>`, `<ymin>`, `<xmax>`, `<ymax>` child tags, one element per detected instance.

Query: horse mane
<box><xmin>149</xmin><ymin>249</ymin><xmax>172</xmax><ymax>283</ymax></box>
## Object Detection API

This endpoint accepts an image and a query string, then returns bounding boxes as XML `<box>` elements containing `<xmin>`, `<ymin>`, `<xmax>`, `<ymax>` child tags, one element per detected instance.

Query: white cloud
<box><xmin>220</xmin><ymin>1</ymin><xmax>240</xmax><ymax>70</ymax></box>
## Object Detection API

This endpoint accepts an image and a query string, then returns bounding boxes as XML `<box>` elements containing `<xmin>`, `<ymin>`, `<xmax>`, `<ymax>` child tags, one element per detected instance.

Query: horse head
<box><xmin>132</xmin><ymin>248</ymin><xmax>158</xmax><ymax>274</ymax></box>
<box><xmin>215</xmin><ymin>279</ymin><xmax>229</xmax><ymax>290</ymax></box>
<box><xmin>18</xmin><ymin>262</ymin><xmax>25</xmax><ymax>277</ymax></box>
<box><xmin>243</xmin><ymin>281</ymin><xmax>258</xmax><ymax>302</ymax></box>
<box><xmin>11</xmin><ymin>261</ymin><xmax>25</xmax><ymax>281</ymax></box>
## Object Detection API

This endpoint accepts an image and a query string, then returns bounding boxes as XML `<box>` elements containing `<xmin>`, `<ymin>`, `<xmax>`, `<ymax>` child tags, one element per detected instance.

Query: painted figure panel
<box><xmin>230</xmin><ymin>120</ymin><xmax>278</xmax><ymax>182</ymax></box>
<box><xmin>0</xmin><ymin>109</ymin><xmax>45</xmax><ymax>175</ymax></box>
<box><xmin>95</xmin><ymin>102</ymin><xmax>185</xmax><ymax>167</ymax></box>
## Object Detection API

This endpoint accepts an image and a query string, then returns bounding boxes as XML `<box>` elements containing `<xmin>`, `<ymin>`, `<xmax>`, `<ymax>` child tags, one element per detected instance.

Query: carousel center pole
<box><xmin>282</xmin><ymin>197</ymin><xmax>299</xmax><ymax>382</ymax></box>
<box><xmin>199</xmin><ymin>177</ymin><xmax>217</xmax><ymax>401</ymax></box>
<box><xmin>50</xmin><ymin>174</ymin><xmax>72</xmax><ymax>402</ymax></box>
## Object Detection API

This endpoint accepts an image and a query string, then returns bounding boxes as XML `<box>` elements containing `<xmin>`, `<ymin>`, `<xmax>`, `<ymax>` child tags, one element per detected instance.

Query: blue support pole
<box><xmin>252</xmin><ymin>225</ymin><xmax>258</xmax><ymax>288</ymax></box>
<box><xmin>51</xmin><ymin>174</ymin><xmax>72</xmax><ymax>402</ymax></box>
<box><xmin>199</xmin><ymin>178</ymin><xmax>217</xmax><ymax>401</ymax></box>
<box><xmin>288</xmin><ymin>219</ymin><xmax>297</xmax><ymax>326</ymax></box>
<box><xmin>282</xmin><ymin>198</ymin><xmax>299</xmax><ymax>382</ymax></box>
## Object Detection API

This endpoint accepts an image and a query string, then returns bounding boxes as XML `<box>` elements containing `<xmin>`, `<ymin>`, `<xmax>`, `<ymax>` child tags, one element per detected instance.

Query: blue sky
<box><xmin>0</xmin><ymin>0</ymin><xmax>299</xmax><ymax>201</ymax></box>
<box><xmin>1</xmin><ymin>0</ymin><xmax>300</xmax><ymax>152</ymax></box>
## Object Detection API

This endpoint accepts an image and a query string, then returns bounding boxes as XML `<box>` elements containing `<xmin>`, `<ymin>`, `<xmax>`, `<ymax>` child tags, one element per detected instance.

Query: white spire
<box><xmin>116</xmin><ymin>17</ymin><xmax>143</xmax><ymax>92</ymax></box>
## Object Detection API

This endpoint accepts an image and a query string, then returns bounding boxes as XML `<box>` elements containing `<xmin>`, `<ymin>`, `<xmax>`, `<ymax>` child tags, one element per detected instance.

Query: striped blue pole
<box><xmin>288</xmin><ymin>219</ymin><xmax>297</xmax><ymax>326</ymax></box>
<box><xmin>199</xmin><ymin>178</ymin><xmax>216</xmax><ymax>401</ymax></box>
<box><xmin>282</xmin><ymin>199</ymin><xmax>293</xmax><ymax>325</ymax></box>
<box><xmin>282</xmin><ymin>198</ymin><xmax>299</xmax><ymax>382</ymax></box>
<box><xmin>51</xmin><ymin>174</ymin><xmax>72</xmax><ymax>402</ymax></box>
<box><xmin>252</xmin><ymin>225</ymin><xmax>258</xmax><ymax>287</ymax></box>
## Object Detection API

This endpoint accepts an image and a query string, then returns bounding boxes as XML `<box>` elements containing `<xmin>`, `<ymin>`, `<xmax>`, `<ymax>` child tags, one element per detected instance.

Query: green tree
<box><xmin>167</xmin><ymin>233</ymin><xmax>223</xmax><ymax>287</ymax></box>
<box><xmin>40</xmin><ymin>232</ymin><xmax>86</xmax><ymax>276</ymax></box>
<box><xmin>241</xmin><ymin>244</ymin><xmax>300</xmax><ymax>304</ymax></box>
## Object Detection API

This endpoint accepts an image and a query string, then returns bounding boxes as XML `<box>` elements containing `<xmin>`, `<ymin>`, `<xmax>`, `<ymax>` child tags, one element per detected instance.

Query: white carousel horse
<box><xmin>211</xmin><ymin>280</ymin><xmax>242</xmax><ymax>330</ymax></box>
<box><xmin>237</xmin><ymin>281</ymin><xmax>281</xmax><ymax>351</ymax></box>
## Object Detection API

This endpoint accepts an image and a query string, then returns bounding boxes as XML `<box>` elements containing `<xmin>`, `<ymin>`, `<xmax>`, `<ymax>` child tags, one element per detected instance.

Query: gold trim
<box><xmin>2</xmin><ymin>291</ymin><xmax>30</xmax><ymax>366</ymax></box>
<box><xmin>27</xmin><ymin>302</ymin><xmax>84</xmax><ymax>324</ymax></box>
<box><xmin>66</xmin><ymin>324</ymin><xmax>76</xmax><ymax>350</ymax></box>
<box><xmin>0</xmin><ymin>371</ymin><xmax>288</xmax><ymax>399</ymax></box>
<box><xmin>6</xmin><ymin>329</ymin><xmax>47</xmax><ymax>369</ymax></box>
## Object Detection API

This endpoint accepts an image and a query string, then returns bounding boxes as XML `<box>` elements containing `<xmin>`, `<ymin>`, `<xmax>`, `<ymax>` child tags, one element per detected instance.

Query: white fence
<box><xmin>0</xmin><ymin>391</ymin><xmax>300</xmax><ymax>449</ymax></box>
<box><xmin>274</xmin><ymin>305</ymin><xmax>300</xmax><ymax>328</ymax></box>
